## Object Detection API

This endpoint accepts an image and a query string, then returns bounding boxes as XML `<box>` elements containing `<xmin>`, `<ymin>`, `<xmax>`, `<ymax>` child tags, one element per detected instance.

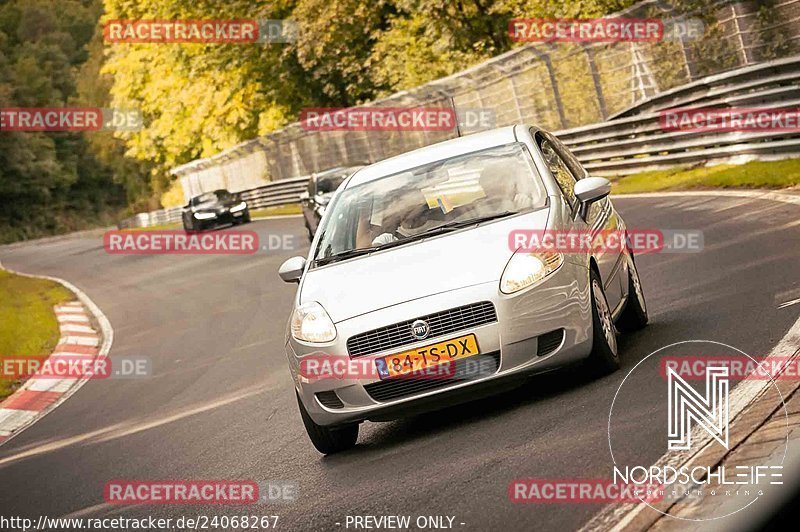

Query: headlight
<box><xmin>194</xmin><ymin>212</ymin><xmax>216</xmax><ymax>220</ymax></box>
<box><xmin>230</xmin><ymin>201</ymin><xmax>247</xmax><ymax>213</ymax></box>
<box><xmin>500</xmin><ymin>251</ymin><xmax>563</xmax><ymax>294</ymax></box>
<box><xmin>291</xmin><ymin>301</ymin><xmax>337</xmax><ymax>343</ymax></box>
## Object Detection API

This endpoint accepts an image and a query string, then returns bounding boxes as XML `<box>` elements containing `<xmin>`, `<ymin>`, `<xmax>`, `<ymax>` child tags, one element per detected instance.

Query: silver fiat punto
<box><xmin>279</xmin><ymin>125</ymin><xmax>648</xmax><ymax>454</ymax></box>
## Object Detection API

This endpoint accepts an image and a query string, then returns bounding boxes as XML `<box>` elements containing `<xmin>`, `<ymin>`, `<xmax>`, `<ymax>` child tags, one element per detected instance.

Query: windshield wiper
<box><xmin>313</xmin><ymin>247</ymin><xmax>378</xmax><ymax>266</ymax></box>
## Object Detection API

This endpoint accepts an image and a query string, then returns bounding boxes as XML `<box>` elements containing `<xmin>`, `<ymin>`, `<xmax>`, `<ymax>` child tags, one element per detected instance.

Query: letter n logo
<box><xmin>667</xmin><ymin>365</ymin><xmax>729</xmax><ymax>450</ymax></box>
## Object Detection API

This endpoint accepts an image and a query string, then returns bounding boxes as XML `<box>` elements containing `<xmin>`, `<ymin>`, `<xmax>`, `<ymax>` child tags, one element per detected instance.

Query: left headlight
<box><xmin>230</xmin><ymin>201</ymin><xmax>247</xmax><ymax>213</ymax></box>
<box><xmin>500</xmin><ymin>251</ymin><xmax>563</xmax><ymax>294</ymax></box>
<box><xmin>291</xmin><ymin>301</ymin><xmax>337</xmax><ymax>343</ymax></box>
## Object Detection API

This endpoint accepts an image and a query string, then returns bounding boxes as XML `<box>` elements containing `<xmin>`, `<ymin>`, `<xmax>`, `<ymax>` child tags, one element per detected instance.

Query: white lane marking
<box><xmin>61</xmin><ymin>502</ymin><xmax>128</xmax><ymax>519</ymax></box>
<box><xmin>779</xmin><ymin>297</ymin><xmax>800</xmax><ymax>309</ymax></box>
<box><xmin>582</xmin><ymin>189</ymin><xmax>800</xmax><ymax>531</ymax></box>
<box><xmin>0</xmin><ymin>383</ymin><xmax>267</xmax><ymax>466</ymax></box>
<box><xmin>27</xmin><ymin>378</ymin><xmax>79</xmax><ymax>393</ymax></box>
<box><xmin>0</xmin><ymin>260</ymin><xmax>113</xmax><ymax>447</ymax></box>
<box><xmin>57</xmin><ymin>314</ymin><xmax>89</xmax><ymax>323</ymax></box>
<box><xmin>58</xmin><ymin>336</ymin><xmax>99</xmax><ymax>346</ymax></box>
<box><xmin>0</xmin><ymin>409</ymin><xmax>39</xmax><ymax>427</ymax></box>
<box><xmin>59</xmin><ymin>324</ymin><xmax>95</xmax><ymax>333</ymax></box>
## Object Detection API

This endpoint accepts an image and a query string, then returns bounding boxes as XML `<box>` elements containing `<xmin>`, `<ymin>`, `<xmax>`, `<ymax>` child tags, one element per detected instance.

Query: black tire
<box><xmin>587</xmin><ymin>268</ymin><xmax>620</xmax><ymax>374</ymax></box>
<box><xmin>182</xmin><ymin>214</ymin><xmax>193</xmax><ymax>232</ymax></box>
<box><xmin>296</xmin><ymin>392</ymin><xmax>358</xmax><ymax>455</ymax></box>
<box><xmin>617</xmin><ymin>253</ymin><xmax>648</xmax><ymax>332</ymax></box>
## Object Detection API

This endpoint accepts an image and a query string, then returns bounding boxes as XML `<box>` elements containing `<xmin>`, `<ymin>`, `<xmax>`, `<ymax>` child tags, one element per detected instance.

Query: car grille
<box><xmin>347</xmin><ymin>301</ymin><xmax>498</xmax><ymax>357</ymax></box>
<box><xmin>536</xmin><ymin>329</ymin><xmax>564</xmax><ymax>356</ymax></box>
<box><xmin>315</xmin><ymin>390</ymin><xmax>344</xmax><ymax>409</ymax></box>
<box><xmin>363</xmin><ymin>352</ymin><xmax>501</xmax><ymax>402</ymax></box>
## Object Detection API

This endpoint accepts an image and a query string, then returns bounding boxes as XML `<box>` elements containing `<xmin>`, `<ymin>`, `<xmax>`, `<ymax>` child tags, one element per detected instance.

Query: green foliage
<box><xmin>0</xmin><ymin>0</ymin><xmax>126</xmax><ymax>243</ymax></box>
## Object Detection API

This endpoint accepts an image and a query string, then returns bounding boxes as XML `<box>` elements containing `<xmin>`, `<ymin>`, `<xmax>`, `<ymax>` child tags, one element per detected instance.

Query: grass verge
<box><xmin>0</xmin><ymin>270</ymin><xmax>73</xmax><ymax>400</ymax></box>
<box><xmin>250</xmin><ymin>204</ymin><xmax>301</xmax><ymax>217</ymax></box>
<box><xmin>610</xmin><ymin>158</ymin><xmax>800</xmax><ymax>194</ymax></box>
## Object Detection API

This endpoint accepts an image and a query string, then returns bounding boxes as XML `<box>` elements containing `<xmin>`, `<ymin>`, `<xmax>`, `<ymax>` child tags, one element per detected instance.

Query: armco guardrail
<box><xmin>120</xmin><ymin>55</ymin><xmax>800</xmax><ymax>228</ymax></box>
<box><xmin>238</xmin><ymin>176</ymin><xmax>308</xmax><ymax>210</ymax></box>
<box><xmin>557</xmin><ymin>55</ymin><xmax>800</xmax><ymax>175</ymax></box>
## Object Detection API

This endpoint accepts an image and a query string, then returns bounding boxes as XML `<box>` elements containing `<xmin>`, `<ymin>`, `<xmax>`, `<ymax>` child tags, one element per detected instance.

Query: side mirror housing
<box><xmin>279</xmin><ymin>256</ymin><xmax>306</xmax><ymax>283</ymax></box>
<box><xmin>574</xmin><ymin>177</ymin><xmax>611</xmax><ymax>219</ymax></box>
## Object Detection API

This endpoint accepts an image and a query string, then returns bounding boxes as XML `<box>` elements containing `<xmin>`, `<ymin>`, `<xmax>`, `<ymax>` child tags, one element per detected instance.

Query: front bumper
<box><xmin>287</xmin><ymin>260</ymin><xmax>593</xmax><ymax>426</ymax></box>
<box><xmin>195</xmin><ymin>209</ymin><xmax>247</xmax><ymax>227</ymax></box>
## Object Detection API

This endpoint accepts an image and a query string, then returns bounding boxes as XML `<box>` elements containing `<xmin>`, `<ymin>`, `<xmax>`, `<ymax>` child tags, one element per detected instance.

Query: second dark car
<box><xmin>300</xmin><ymin>166</ymin><xmax>364</xmax><ymax>240</ymax></box>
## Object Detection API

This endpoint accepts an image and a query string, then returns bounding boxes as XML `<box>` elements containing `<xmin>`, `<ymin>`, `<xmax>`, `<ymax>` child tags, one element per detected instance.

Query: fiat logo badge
<box><xmin>411</xmin><ymin>319</ymin><xmax>430</xmax><ymax>340</ymax></box>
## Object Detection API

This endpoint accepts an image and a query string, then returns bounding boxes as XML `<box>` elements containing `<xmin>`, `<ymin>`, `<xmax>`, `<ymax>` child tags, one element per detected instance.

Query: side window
<box><xmin>550</xmin><ymin>135</ymin><xmax>587</xmax><ymax>180</ymax></box>
<box><xmin>549</xmin><ymin>134</ymin><xmax>606</xmax><ymax>224</ymax></box>
<box><xmin>537</xmin><ymin>132</ymin><xmax>577</xmax><ymax>207</ymax></box>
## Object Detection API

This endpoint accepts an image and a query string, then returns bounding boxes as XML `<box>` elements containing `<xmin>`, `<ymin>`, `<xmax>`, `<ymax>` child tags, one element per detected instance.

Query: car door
<box><xmin>536</xmin><ymin>132</ymin><xmax>624</xmax><ymax>310</ymax></box>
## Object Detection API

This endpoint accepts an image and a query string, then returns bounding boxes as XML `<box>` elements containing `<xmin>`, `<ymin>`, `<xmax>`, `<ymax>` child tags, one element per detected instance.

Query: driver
<box><xmin>371</xmin><ymin>191</ymin><xmax>439</xmax><ymax>245</ymax></box>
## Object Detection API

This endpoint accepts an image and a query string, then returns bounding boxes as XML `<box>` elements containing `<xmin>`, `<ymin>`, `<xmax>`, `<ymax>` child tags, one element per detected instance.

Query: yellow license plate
<box><xmin>374</xmin><ymin>334</ymin><xmax>480</xmax><ymax>380</ymax></box>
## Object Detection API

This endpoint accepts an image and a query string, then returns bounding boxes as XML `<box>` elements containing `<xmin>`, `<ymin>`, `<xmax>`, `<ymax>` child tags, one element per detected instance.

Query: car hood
<box><xmin>190</xmin><ymin>199</ymin><xmax>240</xmax><ymax>212</ymax></box>
<box><xmin>300</xmin><ymin>208</ymin><xmax>550</xmax><ymax>322</ymax></box>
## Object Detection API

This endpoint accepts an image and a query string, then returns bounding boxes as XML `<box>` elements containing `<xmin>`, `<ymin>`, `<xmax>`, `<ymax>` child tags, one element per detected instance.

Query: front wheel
<box><xmin>617</xmin><ymin>253</ymin><xmax>648</xmax><ymax>332</ymax></box>
<box><xmin>588</xmin><ymin>269</ymin><xmax>620</xmax><ymax>374</ymax></box>
<box><xmin>296</xmin><ymin>392</ymin><xmax>358</xmax><ymax>454</ymax></box>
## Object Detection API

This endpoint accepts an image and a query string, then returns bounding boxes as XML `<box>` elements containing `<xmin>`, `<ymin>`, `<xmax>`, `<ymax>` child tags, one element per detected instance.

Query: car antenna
<box><xmin>450</xmin><ymin>96</ymin><xmax>462</xmax><ymax>138</ymax></box>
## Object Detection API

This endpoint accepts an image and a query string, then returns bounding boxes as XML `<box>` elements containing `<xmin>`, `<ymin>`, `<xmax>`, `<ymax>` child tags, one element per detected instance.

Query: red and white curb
<box><xmin>0</xmin><ymin>264</ymin><xmax>113</xmax><ymax>447</ymax></box>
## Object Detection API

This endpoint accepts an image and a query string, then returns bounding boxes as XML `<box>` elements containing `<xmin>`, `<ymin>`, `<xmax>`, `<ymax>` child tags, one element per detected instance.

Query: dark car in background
<box><xmin>182</xmin><ymin>189</ymin><xmax>250</xmax><ymax>231</ymax></box>
<box><xmin>300</xmin><ymin>166</ymin><xmax>364</xmax><ymax>240</ymax></box>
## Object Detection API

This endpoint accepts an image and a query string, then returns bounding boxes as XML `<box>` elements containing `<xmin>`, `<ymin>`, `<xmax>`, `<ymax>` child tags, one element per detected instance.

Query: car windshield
<box><xmin>312</xmin><ymin>143</ymin><xmax>547</xmax><ymax>263</ymax></box>
<box><xmin>316</xmin><ymin>173</ymin><xmax>347</xmax><ymax>194</ymax></box>
<box><xmin>191</xmin><ymin>190</ymin><xmax>231</xmax><ymax>206</ymax></box>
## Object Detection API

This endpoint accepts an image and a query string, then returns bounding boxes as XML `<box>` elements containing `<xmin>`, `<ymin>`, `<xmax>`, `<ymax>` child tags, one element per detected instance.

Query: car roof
<box><xmin>346</xmin><ymin>126</ymin><xmax>520</xmax><ymax>188</ymax></box>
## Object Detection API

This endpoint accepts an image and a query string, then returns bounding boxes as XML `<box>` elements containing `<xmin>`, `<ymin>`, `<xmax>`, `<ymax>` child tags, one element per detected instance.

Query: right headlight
<box><xmin>499</xmin><ymin>251</ymin><xmax>563</xmax><ymax>294</ymax></box>
<box><xmin>291</xmin><ymin>301</ymin><xmax>337</xmax><ymax>343</ymax></box>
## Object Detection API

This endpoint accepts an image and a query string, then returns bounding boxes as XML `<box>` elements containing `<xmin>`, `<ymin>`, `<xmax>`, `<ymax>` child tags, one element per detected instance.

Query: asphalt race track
<box><xmin>1</xmin><ymin>194</ymin><xmax>799</xmax><ymax>531</ymax></box>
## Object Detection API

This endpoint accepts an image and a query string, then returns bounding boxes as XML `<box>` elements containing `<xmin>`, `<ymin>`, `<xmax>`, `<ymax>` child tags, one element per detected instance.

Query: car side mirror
<box><xmin>574</xmin><ymin>177</ymin><xmax>611</xmax><ymax>219</ymax></box>
<box><xmin>279</xmin><ymin>256</ymin><xmax>307</xmax><ymax>283</ymax></box>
